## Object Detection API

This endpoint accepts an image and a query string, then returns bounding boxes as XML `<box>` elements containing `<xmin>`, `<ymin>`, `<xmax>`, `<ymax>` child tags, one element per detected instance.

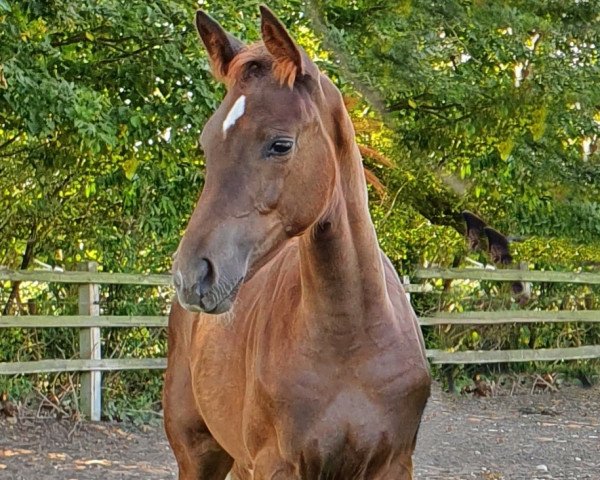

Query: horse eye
<box><xmin>268</xmin><ymin>139</ymin><xmax>294</xmax><ymax>156</ymax></box>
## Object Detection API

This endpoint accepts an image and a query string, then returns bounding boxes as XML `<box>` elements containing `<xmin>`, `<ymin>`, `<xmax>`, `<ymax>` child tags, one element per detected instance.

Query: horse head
<box><xmin>173</xmin><ymin>7</ymin><xmax>347</xmax><ymax>314</ymax></box>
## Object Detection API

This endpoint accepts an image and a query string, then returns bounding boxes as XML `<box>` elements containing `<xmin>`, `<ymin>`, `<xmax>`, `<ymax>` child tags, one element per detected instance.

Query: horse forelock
<box><xmin>226</xmin><ymin>42</ymin><xmax>298</xmax><ymax>89</ymax></box>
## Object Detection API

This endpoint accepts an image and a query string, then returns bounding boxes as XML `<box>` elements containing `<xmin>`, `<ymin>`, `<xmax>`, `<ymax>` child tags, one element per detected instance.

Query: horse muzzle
<box><xmin>173</xmin><ymin>260</ymin><xmax>244</xmax><ymax>315</ymax></box>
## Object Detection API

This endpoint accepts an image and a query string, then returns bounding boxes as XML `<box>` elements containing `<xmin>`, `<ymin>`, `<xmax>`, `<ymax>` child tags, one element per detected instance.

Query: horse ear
<box><xmin>195</xmin><ymin>10</ymin><xmax>244</xmax><ymax>80</ymax></box>
<box><xmin>484</xmin><ymin>227</ymin><xmax>513</xmax><ymax>265</ymax></box>
<box><xmin>259</xmin><ymin>5</ymin><xmax>304</xmax><ymax>88</ymax></box>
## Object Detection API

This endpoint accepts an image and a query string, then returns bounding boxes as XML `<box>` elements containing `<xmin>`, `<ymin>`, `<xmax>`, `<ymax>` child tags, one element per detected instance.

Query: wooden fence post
<box><xmin>520</xmin><ymin>261</ymin><xmax>531</xmax><ymax>295</ymax></box>
<box><xmin>78</xmin><ymin>261</ymin><xmax>101</xmax><ymax>421</ymax></box>
<box><xmin>402</xmin><ymin>275</ymin><xmax>411</xmax><ymax>304</ymax></box>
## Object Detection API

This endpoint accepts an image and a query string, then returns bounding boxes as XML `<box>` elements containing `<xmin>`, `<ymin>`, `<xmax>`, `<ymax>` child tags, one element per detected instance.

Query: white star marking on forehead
<box><xmin>222</xmin><ymin>95</ymin><xmax>246</xmax><ymax>138</ymax></box>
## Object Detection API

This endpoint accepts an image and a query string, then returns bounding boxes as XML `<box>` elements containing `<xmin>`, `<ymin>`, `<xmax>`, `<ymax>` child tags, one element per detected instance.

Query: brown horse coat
<box><xmin>164</xmin><ymin>7</ymin><xmax>431</xmax><ymax>480</ymax></box>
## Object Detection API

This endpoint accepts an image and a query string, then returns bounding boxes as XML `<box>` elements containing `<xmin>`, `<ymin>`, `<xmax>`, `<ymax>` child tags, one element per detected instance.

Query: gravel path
<box><xmin>414</xmin><ymin>382</ymin><xmax>599</xmax><ymax>479</ymax></box>
<box><xmin>1</xmin><ymin>381</ymin><xmax>598</xmax><ymax>479</ymax></box>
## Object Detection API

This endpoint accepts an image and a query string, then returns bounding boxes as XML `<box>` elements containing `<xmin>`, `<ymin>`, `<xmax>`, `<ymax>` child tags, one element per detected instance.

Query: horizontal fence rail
<box><xmin>415</xmin><ymin>267</ymin><xmax>600</xmax><ymax>284</ymax></box>
<box><xmin>427</xmin><ymin>346</ymin><xmax>600</xmax><ymax>364</ymax></box>
<box><xmin>419</xmin><ymin>310</ymin><xmax>600</xmax><ymax>325</ymax></box>
<box><xmin>1</xmin><ymin>265</ymin><xmax>600</xmax><ymax>419</ymax></box>
<box><xmin>0</xmin><ymin>269</ymin><xmax>172</xmax><ymax>285</ymax></box>
<box><xmin>0</xmin><ymin>358</ymin><xmax>167</xmax><ymax>375</ymax></box>
<box><xmin>3</xmin><ymin>348</ymin><xmax>597</xmax><ymax>373</ymax></box>
<box><xmin>3</xmin><ymin>310</ymin><xmax>600</xmax><ymax>329</ymax></box>
<box><xmin>5</xmin><ymin>267</ymin><xmax>599</xmax><ymax>285</ymax></box>
<box><xmin>0</xmin><ymin>315</ymin><xmax>169</xmax><ymax>328</ymax></box>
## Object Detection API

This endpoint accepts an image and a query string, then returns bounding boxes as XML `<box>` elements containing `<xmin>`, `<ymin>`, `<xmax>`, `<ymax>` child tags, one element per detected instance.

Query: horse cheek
<box><xmin>261</xmin><ymin>176</ymin><xmax>284</xmax><ymax>212</ymax></box>
<box><xmin>282</xmin><ymin>176</ymin><xmax>330</xmax><ymax>235</ymax></box>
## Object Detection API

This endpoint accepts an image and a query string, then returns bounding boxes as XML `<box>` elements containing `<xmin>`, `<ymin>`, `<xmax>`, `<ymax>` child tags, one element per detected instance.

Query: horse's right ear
<box><xmin>259</xmin><ymin>5</ymin><xmax>319</xmax><ymax>89</ymax></box>
<box><xmin>195</xmin><ymin>10</ymin><xmax>244</xmax><ymax>80</ymax></box>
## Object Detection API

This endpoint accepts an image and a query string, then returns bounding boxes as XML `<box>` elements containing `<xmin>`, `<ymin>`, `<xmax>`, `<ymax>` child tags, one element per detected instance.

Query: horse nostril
<box><xmin>195</xmin><ymin>258</ymin><xmax>214</xmax><ymax>297</ymax></box>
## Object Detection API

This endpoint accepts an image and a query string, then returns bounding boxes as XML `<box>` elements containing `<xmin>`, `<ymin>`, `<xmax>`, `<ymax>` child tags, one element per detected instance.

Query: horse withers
<box><xmin>163</xmin><ymin>7</ymin><xmax>431</xmax><ymax>479</ymax></box>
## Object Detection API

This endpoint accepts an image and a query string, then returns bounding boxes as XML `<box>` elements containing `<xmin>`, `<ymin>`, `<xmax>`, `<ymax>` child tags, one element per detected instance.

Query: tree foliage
<box><xmin>3</xmin><ymin>0</ymin><xmax>600</xmax><ymax>274</ymax></box>
<box><xmin>311</xmin><ymin>0</ymin><xmax>600</xmax><ymax>248</ymax></box>
<box><xmin>1</xmin><ymin>0</ymin><xmax>218</xmax><ymax>273</ymax></box>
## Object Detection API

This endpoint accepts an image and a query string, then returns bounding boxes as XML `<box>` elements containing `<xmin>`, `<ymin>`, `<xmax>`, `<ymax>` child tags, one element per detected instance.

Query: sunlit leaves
<box><xmin>312</xmin><ymin>0</ymin><xmax>600</xmax><ymax>250</ymax></box>
<box><xmin>0</xmin><ymin>1</ymin><xmax>212</xmax><ymax>272</ymax></box>
<box><xmin>497</xmin><ymin>138</ymin><xmax>515</xmax><ymax>161</ymax></box>
<box><xmin>122</xmin><ymin>157</ymin><xmax>139</xmax><ymax>181</ymax></box>
<box><xmin>529</xmin><ymin>106</ymin><xmax>548</xmax><ymax>142</ymax></box>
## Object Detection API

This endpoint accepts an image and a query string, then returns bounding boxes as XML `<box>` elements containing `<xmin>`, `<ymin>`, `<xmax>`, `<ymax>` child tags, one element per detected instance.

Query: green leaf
<box><xmin>123</xmin><ymin>158</ymin><xmax>139</xmax><ymax>180</ymax></box>
<box><xmin>130</xmin><ymin>115</ymin><xmax>141</xmax><ymax>128</ymax></box>
<box><xmin>530</xmin><ymin>106</ymin><xmax>548</xmax><ymax>142</ymax></box>
<box><xmin>497</xmin><ymin>138</ymin><xmax>515</xmax><ymax>161</ymax></box>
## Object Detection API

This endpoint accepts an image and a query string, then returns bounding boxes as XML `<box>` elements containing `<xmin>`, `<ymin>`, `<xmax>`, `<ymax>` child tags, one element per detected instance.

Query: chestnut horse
<box><xmin>164</xmin><ymin>6</ymin><xmax>431</xmax><ymax>480</ymax></box>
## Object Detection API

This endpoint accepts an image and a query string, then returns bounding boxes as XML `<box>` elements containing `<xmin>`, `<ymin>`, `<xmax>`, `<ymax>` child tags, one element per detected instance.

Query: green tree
<box><xmin>310</xmin><ymin>0</ymin><xmax>600</xmax><ymax>251</ymax></box>
<box><xmin>1</xmin><ymin>0</ymin><xmax>218</xmax><ymax>274</ymax></box>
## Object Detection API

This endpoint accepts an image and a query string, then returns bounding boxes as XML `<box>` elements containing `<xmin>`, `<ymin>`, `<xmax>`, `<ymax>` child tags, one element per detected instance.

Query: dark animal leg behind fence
<box><xmin>2</xmin><ymin>225</ymin><xmax>36</xmax><ymax>315</ymax></box>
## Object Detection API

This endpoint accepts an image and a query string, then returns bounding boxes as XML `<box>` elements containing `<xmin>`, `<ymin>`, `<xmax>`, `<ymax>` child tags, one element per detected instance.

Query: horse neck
<box><xmin>298</xmin><ymin>125</ymin><xmax>392</xmax><ymax>331</ymax></box>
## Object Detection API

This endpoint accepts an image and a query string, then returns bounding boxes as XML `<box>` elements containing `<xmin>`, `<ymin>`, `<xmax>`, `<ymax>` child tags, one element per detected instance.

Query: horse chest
<box><xmin>245</xmin><ymin>348</ymin><xmax>428</xmax><ymax>472</ymax></box>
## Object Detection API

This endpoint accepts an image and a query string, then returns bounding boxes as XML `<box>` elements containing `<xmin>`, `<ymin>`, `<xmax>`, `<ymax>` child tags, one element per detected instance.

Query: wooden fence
<box><xmin>1</xmin><ymin>263</ymin><xmax>600</xmax><ymax>419</ymax></box>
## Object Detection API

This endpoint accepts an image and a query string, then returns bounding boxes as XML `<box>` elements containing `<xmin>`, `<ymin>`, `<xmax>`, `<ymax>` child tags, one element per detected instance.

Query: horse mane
<box><xmin>359</xmin><ymin>145</ymin><xmax>394</xmax><ymax>197</ymax></box>
<box><xmin>226</xmin><ymin>43</ymin><xmax>297</xmax><ymax>88</ymax></box>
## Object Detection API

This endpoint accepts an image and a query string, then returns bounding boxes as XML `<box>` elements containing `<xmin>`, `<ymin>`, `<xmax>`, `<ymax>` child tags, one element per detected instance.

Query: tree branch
<box><xmin>93</xmin><ymin>43</ymin><xmax>161</xmax><ymax>65</ymax></box>
<box><xmin>0</xmin><ymin>132</ymin><xmax>22</xmax><ymax>151</ymax></box>
<box><xmin>0</xmin><ymin>143</ymin><xmax>44</xmax><ymax>158</ymax></box>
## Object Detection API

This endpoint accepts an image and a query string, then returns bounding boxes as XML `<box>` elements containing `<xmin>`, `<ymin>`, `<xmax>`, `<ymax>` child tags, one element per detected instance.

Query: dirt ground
<box><xmin>0</xmin><ymin>381</ymin><xmax>598</xmax><ymax>480</ymax></box>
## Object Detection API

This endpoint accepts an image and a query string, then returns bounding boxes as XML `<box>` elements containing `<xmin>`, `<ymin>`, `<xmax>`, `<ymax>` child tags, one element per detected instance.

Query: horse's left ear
<box><xmin>196</xmin><ymin>10</ymin><xmax>245</xmax><ymax>80</ymax></box>
<box><xmin>259</xmin><ymin>5</ymin><xmax>315</xmax><ymax>88</ymax></box>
